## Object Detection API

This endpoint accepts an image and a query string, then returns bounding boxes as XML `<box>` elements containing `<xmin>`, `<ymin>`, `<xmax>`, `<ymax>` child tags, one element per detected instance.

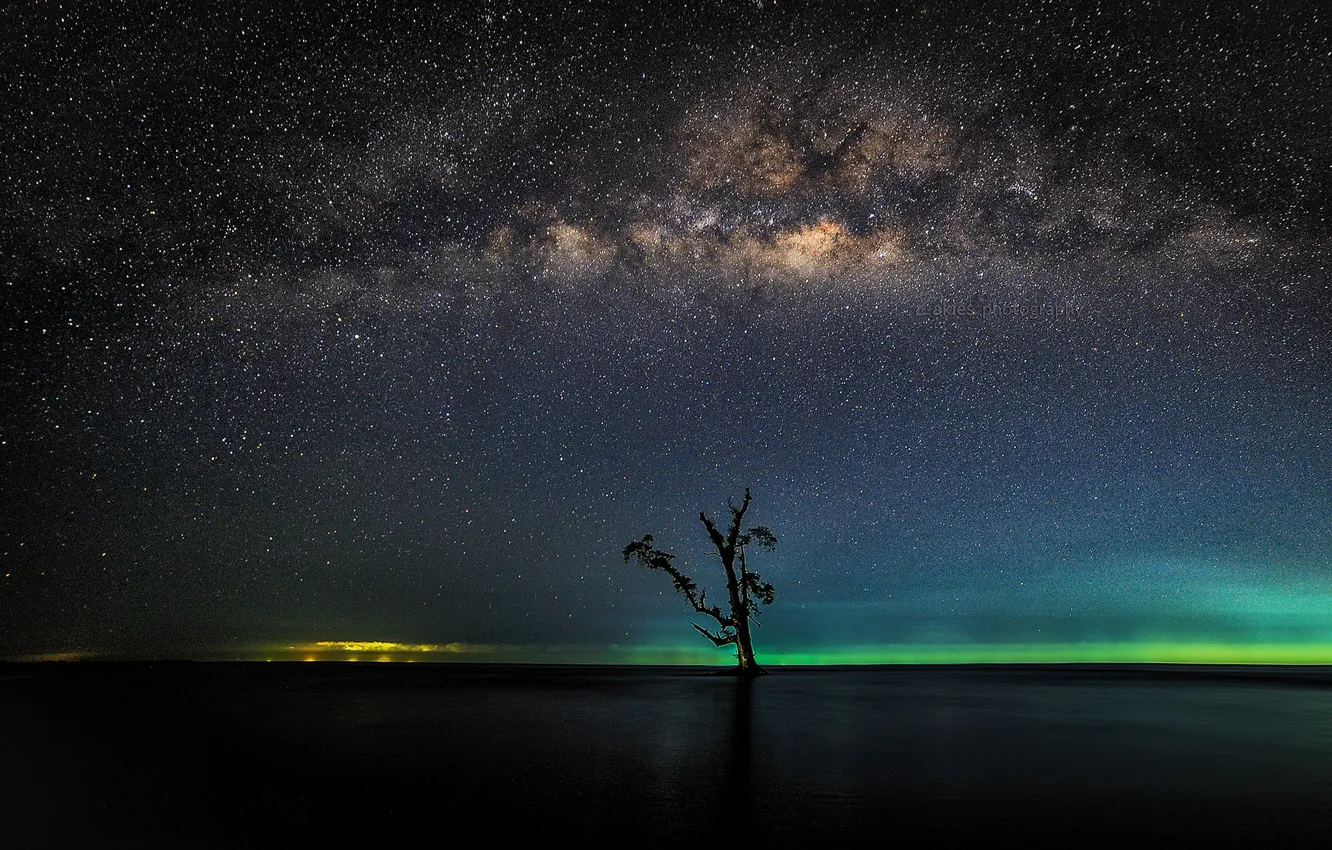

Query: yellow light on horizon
<box><xmin>307</xmin><ymin>640</ymin><xmax>476</xmax><ymax>654</ymax></box>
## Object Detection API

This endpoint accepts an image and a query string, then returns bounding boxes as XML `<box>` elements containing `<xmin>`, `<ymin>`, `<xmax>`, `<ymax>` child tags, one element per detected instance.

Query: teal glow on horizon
<box><xmin>258</xmin><ymin>641</ymin><xmax>1332</xmax><ymax>665</ymax></box>
<box><xmin>107</xmin><ymin>640</ymin><xmax>1332</xmax><ymax>665</ymax></box>
<box><xmin>14</xmin><ymin>638</ymin><xmax>1332</xmax><ymax>666</ymax></box>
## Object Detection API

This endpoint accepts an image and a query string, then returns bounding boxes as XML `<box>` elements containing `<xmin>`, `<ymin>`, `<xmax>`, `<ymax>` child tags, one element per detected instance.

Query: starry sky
<box><xmin>2</xmin><ymin>1</ymin><xmax>1329</xmax><ymax>663</ymax></box>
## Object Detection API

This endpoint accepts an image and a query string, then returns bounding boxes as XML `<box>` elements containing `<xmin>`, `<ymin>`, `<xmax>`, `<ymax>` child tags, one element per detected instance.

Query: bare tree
<box><xmin>623</xmin><ymin>488</ymin><xmax>777</xmax><ymax>675</ymax></box>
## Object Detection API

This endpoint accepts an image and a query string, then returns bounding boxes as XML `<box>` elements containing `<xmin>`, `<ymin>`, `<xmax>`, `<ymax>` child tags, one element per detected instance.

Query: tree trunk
<box><xmin>721</xmin><ymin>550</ymin><xmax>762</xmax><ymax>676</ymax></box>
<box><xmin>701</xmin><ymin>491</ymin><xmax>766</xmax><ymax>676</ymax></box>
<box><xmin>734</xmin><ymin>621</ymin><xmax>761</xmax><ymax>675</ymax></box>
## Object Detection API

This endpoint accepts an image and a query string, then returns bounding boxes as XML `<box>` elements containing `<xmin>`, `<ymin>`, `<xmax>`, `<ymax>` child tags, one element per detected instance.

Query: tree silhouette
<box><xmin>623</xmin><ymin>488</ymin><xmax>776</xmax><ymax>675</ymax></box>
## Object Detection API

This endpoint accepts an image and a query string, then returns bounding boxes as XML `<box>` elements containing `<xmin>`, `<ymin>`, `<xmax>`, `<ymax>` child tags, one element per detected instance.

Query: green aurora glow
<box><xmin>225</xmin><ymin>640</ymin><xmax>1332</xmax><ymax>666</ymax></box>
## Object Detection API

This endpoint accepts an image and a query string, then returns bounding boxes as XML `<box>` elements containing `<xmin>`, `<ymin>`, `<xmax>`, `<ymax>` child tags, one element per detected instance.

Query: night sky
<box><xmin>2</xmin><ymin>1</ymin><xmax>1329</xmax><ymax>663</ymax></box>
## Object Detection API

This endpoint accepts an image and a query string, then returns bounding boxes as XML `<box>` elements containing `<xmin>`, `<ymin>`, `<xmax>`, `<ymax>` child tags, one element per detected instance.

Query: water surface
<box><xmin>3</xmin><ymin>663</ymin><xmax>1330</xmax><ymax>846</ymax></box>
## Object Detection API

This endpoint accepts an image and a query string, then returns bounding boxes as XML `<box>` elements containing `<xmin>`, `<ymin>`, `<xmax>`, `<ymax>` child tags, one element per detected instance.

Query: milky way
<box><xmin>1</xmin><ymin>1</ymin><xmax>1329</xmax><ymax>660</ymax></box>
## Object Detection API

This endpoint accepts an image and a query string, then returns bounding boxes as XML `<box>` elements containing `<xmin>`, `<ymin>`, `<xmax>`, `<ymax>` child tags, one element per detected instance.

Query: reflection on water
<box><xmin>4</xmin><ymin>664</ymin><xmax>1332</xmax><ymax>846</ymax></box>
<box><xmin>721</xmin><ymin>675</ymin><xmax>755</xmax><ymax>839</ymax></box>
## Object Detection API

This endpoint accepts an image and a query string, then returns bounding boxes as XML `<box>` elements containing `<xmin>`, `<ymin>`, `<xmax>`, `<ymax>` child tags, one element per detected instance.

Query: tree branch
<box><xmin>624</xmin><ymin>534</ymin><xmax>729</xmax><ymax>627</ymax></box>
<box><xmin>691</xmin><ymin>623</ymin><xmax>738</xmax><ymax>646</ymax></box>
<box><xmin>725</xmin><ymin>488</ymin><xmax>752</xmax><ymax>554</ymax></box>
<box><xmin>699</xmin><ymin>511</ymin><xmax>726</xmax><ymax>554</ymax></box>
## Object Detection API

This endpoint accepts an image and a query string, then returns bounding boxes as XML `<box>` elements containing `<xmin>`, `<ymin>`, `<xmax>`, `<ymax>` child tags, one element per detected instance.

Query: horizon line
<box><xmin>8</xmin><ymin>640</ymin><xmax>1332</xmax><ymax>666</ymax></box>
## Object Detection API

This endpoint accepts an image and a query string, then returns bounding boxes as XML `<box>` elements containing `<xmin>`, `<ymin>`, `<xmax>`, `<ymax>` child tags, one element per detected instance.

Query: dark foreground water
<box><xmin>3</xmin><ymin>663</ymin><xmax>1332</xmax><ymax>847</ymax></box>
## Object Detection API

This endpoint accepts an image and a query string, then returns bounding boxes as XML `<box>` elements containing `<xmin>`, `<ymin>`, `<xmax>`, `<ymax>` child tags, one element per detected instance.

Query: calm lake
<box><xmin>4</xmin><ymin>663</ymin><xmax>1331</xmax><ymax>847</ymax></box>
